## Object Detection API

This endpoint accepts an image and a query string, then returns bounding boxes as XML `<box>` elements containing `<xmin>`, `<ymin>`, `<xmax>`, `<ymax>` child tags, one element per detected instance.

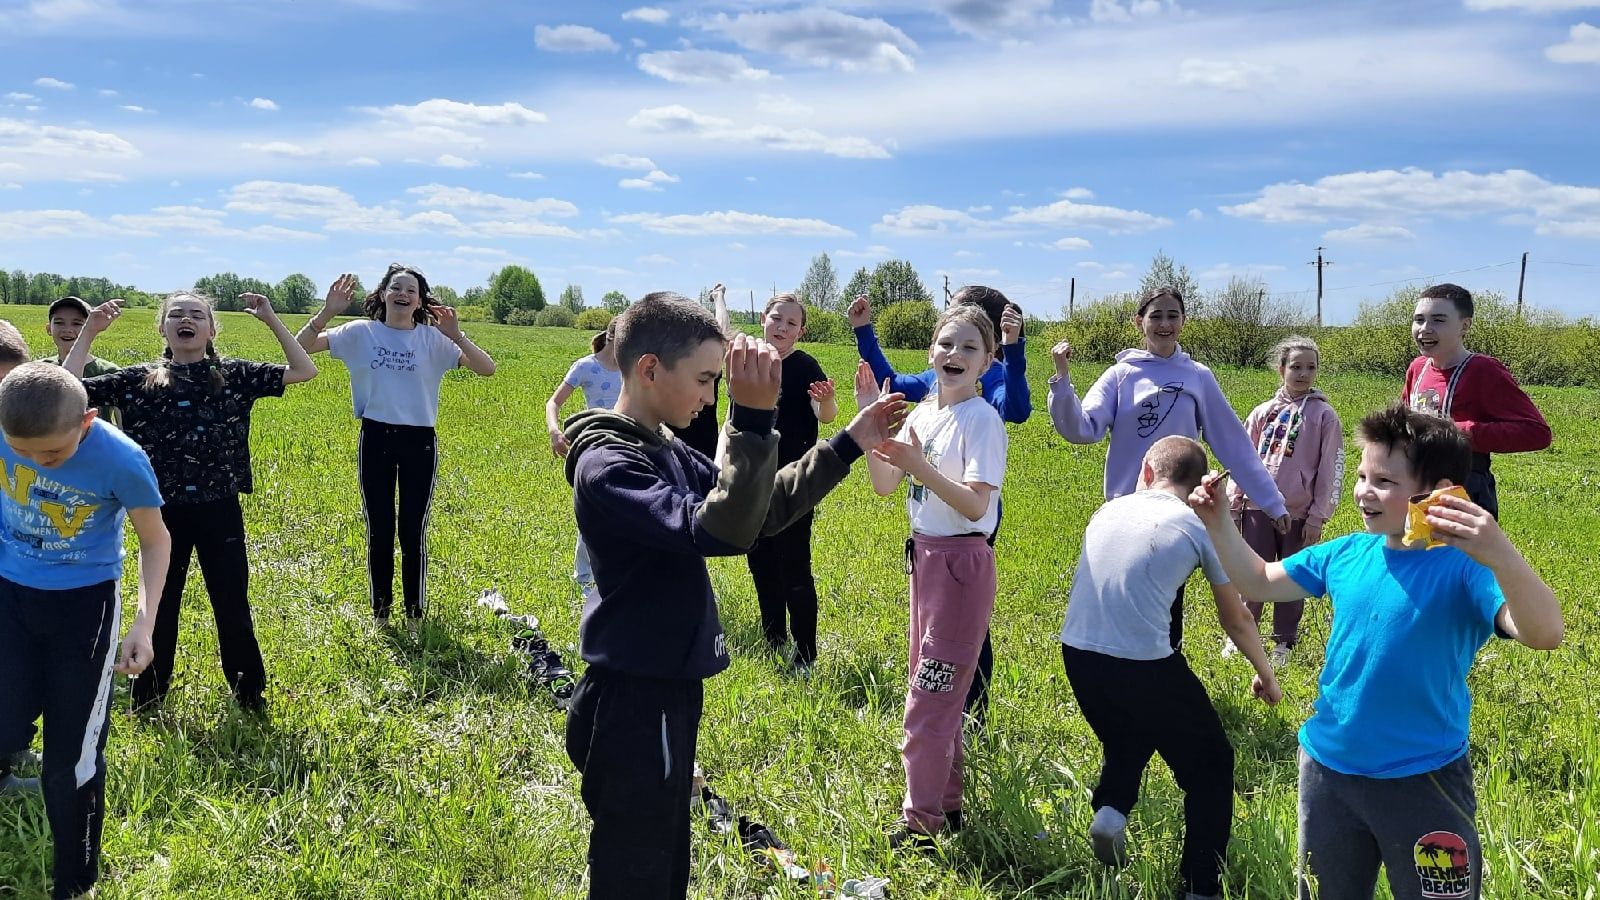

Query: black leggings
<box><xmin>359</xmin><ymin>419</ymin><xmax>438</xmax><ymax>619</ymax></box>
<box><xmin>133</xmin><ymin>496</ymin><xmax>264</xmax><ymax>710</ymax></box>
<box><xmin>749</xmin><ymin>512</ymin><xmax>818</xmax><ymax>664</ymax></box>
<box><xmin>963</xmin><ymin>507</ymin><xmax>1002</xmax><ymax>722</ymax></box>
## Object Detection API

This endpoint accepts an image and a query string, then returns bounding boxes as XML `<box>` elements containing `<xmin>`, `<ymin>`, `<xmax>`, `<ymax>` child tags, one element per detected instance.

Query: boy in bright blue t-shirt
<box><xmin>1188</xmin><ymin>403</ymin><xmax>1562</xmax><ymax>900</ymax></box>
<box><xmin>0</xmin><ymin>362</ymin><xmax>170</xmax><ymax>900</ymax></box>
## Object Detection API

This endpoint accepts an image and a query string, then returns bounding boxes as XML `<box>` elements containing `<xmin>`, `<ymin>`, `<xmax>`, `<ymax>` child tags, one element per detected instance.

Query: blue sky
<box><xmin>2</xmin><ymin>0</ymin><xmax>1598</xmax><ymax>321</ymax></box>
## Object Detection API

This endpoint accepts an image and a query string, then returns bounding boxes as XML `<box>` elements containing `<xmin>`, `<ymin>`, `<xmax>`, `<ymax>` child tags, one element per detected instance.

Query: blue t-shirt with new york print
<box><xmin>1283</xmin><ymin>533</ymin><xmax>1504</xmax><ymax>778</ymax></box>
<box><xmin>0</xmin><ymin>419</ymin><xmax>163</xmax><ymax>590</ymax></box>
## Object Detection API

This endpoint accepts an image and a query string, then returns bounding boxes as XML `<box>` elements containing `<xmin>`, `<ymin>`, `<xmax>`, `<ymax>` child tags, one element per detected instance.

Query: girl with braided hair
<box><xmin>64</xmin><ymin>290</ymin><xmax>319</xmax><ymax>711</ymax></box>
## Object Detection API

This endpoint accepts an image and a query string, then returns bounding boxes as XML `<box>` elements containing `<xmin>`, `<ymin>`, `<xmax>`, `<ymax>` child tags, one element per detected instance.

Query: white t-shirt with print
<box><xmin>327</xmin><ymin>319</ymin><xmax>461</xmax><ymax>427</ymax></box>
<box><xmin>563</xmin><ymin>354</ymin><xmax>622</xmax><ymax>410</ymax></box>
<box><xmin>899</xmin><ymin>395</ymin><xmax>1006</xmax><ymax>537</ymax></box>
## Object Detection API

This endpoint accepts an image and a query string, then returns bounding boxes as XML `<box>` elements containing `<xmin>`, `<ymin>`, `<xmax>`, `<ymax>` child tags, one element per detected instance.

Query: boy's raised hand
<box><xmin>241</xmin><ymin>292</ymin><xmax>277</xmax><ymax>321</ymax></box>
<box><xmin>808</xmin><ymin>379</ymin><xmax>836</xmax><ymax>403</ymax></box>
<box><xmin>846</xmin><ymin>294</ymin><xmax>872</xmax><ymax>328</ymax></box>
<box><xmin>1000</xmin><ymin>304</ymin><xmax>1024</xmax><ymax>345</ymax></box>
<box><xmin>853</xmin><ymin>360</ymin><xmax>880</xmax><ymax>408</ymax></box>
<box><xmin>1423</xmin><ymin>491</ymin><xmax>1515</xmax><ymax>567</ymax></box>
<box><xmin>845</xmin><ymin>392</ymin><xmax>909</xmax><ymax>453</ymax></box>
<box><xmin>1187</xmin><ymin>470</ymin><xmax>1231</xmax><ymax>527</ymax></box>
<box><xmin>725</xmin><ymin>332</ymin><xmax>782</xmax><ymax>410</ymax></box>
<box><xmin>324</xmin><ymin>273</ymin><xmax>357</xmax><ymax>314</ymax></box>
<box><xmin>1050</xmin><ymin>339</ymin><xmax>1073</xmax><ymax>378</ymax></box>
<box><xmin>1251</xmin><ymin>672</ymin><xmax>1283</xmax><ymax>705</ymax></box>
<box><xmin>85</xmin><ymin>298</ymin><xmax>124</xmax><ymax>336</ymax></box>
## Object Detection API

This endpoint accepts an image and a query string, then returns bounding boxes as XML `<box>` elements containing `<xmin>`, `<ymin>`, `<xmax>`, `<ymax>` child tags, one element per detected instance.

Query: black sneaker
<box><xmin>887</xmin><ymin>826</ymin><xmax>938</xmax><ymax>854</ymax></box>
<box><xmin>943</xmin><ymin>809</ymin><xmax>963</xmax><ymax>833</ymax></box>
<box><xmin>701</xmin><ymin>786</ymin><xmax>734</xmax><ymax>834</ymax></box>
<box><xmin>739</xmin><ymin>816</ymin><xmax>809</xmax><ymax>880</ymax></box>
<box><xmin>509</xmin><ymin>617</ymin><xmax>577</xmax><ymax>708</ymax></box>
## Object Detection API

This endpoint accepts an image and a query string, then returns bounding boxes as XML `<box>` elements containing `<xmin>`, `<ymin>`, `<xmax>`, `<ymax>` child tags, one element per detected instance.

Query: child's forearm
<box><xmin>909</xmin><ymin>462</ymin><xmax>989</xmax><ymax>522</ymax></box>
<box><xmin>1203</xmin><ymin>515</ymin><xmax>1280</xmax><ymax>601</ymax></box>
<box><xmin>1492</xmin><ymin>554</ymin><xmax>1564</xmax><ymax>649</ymax></box>
<box><xmin>817</xmin><ymin>397</ymin><xmax>838</xmax><ymax>424</ymax></box>
<box><xmin>266</xmin><ymin>315</ymin><xmax>318</xmax><ymax>383</ymax></box>
<box><xmin>135</xmin><ymin>532</ymin><xmax>170</xmax><ymax>624</ymax></box>
<box><xmin>61</xmin><ymin>330</ymin><xmax>98</xmax><ymax>378</ymax></box>
<box><xmin>866</xmin><ymin>453</ymin><xmax>903</xmax><ymax>496</ymax></box>
<box><xmin>1216</xmin><ymin>585</ymin><xmax>1277</xmax><ymax>683</ymax></box>
<box><xmin>454</xmin><ymin>334</ymin><xmax>495</xmax><ymax>376</ymax></box>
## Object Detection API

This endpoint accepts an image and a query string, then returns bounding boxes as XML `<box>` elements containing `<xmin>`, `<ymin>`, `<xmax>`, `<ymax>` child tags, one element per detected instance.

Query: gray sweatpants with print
<box><xmin>1299</xmin><ymin>749</ymin><xmax>1481</xmax><ymax>900</ymax></box>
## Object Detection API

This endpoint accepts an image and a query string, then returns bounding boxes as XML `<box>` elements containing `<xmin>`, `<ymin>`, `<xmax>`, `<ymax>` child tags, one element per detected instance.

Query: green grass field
<box><xmin>1</xmin><ymin>308</ymin><xmax>1595</xmax><ymax>899</ymax></box>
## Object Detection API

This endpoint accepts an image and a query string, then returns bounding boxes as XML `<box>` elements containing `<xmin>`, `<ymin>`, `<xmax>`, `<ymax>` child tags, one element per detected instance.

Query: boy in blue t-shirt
<box><xmin>0</xmin><ymin>362</ymin><xmax>170</xmax><ymax>900</ymax></box>
<box><xmin>1189</xmin><ymin>403</ymin><xmax>1562</xmax><ymax>900</ymax></box>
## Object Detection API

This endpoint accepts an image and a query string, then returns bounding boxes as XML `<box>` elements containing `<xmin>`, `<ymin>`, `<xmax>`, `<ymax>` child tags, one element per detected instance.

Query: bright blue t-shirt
<box><xmin>0</xmin><ymin>419</ymin><xmax>163</xmax><ymax>590</ymax></box>
<box><xmin>1283</xmin><ymin>532</ymin><xmax>1504</xmax><ymax>778</ymax></box>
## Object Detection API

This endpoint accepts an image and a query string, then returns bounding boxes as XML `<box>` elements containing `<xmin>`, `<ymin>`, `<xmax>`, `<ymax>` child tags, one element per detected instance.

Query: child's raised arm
<box><xmin>809</xmin><ymin>379</ymin><xmax>838</xmax><ymax>424</ymax></box>
<box><xmin>295</xmin><ymin>274</ymin><xmax>356</xmax><ymax>355</ymax></box>
<box><xmin>62</xmin><ymin>299</ymin><xmax>123</xmax><ymax>378</ymax></box>
<box><xmin>713</xmin><ymin>283</ymin><xmax>730</xmax><ymax>334</ymax></box>
<box><xmin>1189</xmin><ymin>472</ymin><xmax>1313</xmax><ymax>604</ymax></box>
<box><xmin>546</xmin><ymin>382</ymin><xmax>577</xmax><ymax>457</ymax></box>
<box><xmin>434</xmin><ymin>306</ymin><xmax>495</xmax><ymax>376</ymax></box>
<box><xmin>847</xmin><ymin>294</ymin><xmax>932</xmax><ymax>400</ymax></box>
<box><xmin>1046</xmin><ymin>340</ymin><xmax>1115</xmax><ymax>444</ymax></box>
<box><xmin>242</xmin><ymin>293</ymin><xmax>318</xmax><ymax>385</ymax></box>
<box><xmin>1425</xmin><ymin>492</ymin><xmax>1563</xmax><ymax>650</ymax></box>
<box><xmin>117</xmin><ymin>506</ymin><xmax>171</xmax><ymax>676</ymax></box>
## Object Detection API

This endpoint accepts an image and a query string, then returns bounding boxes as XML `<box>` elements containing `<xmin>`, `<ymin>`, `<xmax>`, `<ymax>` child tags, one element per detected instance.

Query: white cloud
<box><xmin>756</xmin><ymin>94</ymin><xmax>813</xmax><ymax>117</ymax></box>
<box><xmin>1465</xmin><ymin>0</ymin><xmax>1600</xmax><ymax>10</ymax></box>
<box><xmin>0</xmin><ymin>209</ymin><xmax>117</xmax><ymax>238</ymax></box>
<box><xmin>535</xmin><ymin>24</ymin><xmax>619</xmax><ymax>53</ymax></box>
<box><xmin>596</xmin><ymin>153</ymin><xmax>657</xmax><ymax>170</ymax></box>
<box><xmin>69</xmin><ymin>170</ymin><xmax>125</xmax><ymax>183</ymax></box>
<box><xmin>875</xmin><ymin>204</ymin><xmax>990</xmax><ymax>234</ymax></box>
<box><xmin>936</xmin><ymin>0</ymin><xmax>1056</xmax><ymax>39</ymax></box>
<box><xmin>362</xmin><ymin>98</ymin><xmax>548</xmax><ymax>129</ymax></box>
<box><xmin>638</xmin><ymin>49</ymin><xmax>773</xmax><ymax>84</ymax></box>
<box><xmin>348</xmin><ymin>156</ymin><xmax>381</xmax><ymax>166</ymax></box>
<box><xmin>223</xmin><ymin>180</ymin><xmax>583</xmax><ymax>239</ymax></box>
<box><xmin>1322</xmin><ymin>224</ymin><xmax>1418</xmax><ymax>243</ymax></box>
<box><xmin>5</xmin><ymin>92</ymin><xmax>39</xmax><ymax>102</ymax></box>
<box><xmin>0</xmin><ymin>183</ymin><xmax>20</xmax><ymax>190</ymax></box>
<box><xmin>435</xmin><ymin>154</ymin><xmax>479</xmax><ymax>168</ymax></box>
<box><xmin>835</xmin><ymin>244</ymin><xmax>893</xmax><ymax>259</ymax></box>
<box><xmin>98</xmin><ymin>89</ymin><xmax>117</xmax><ymax>97</ymax></box>
<box><xmin>509</xmin><ymin>171</ymin><xmax>545</xmax><ymax>180</ymax></box>
<box><xmin>611</xmin><ymin>209</ymin><xmax>853</xmax><ymax>237</ymax></box>
<box><xmin>225</xmin><ymin>181</ymin><xmax>364</xmax><ymax>220</ymax></box>
<box><xmin>1004</xmin><ymin>197</ymin><xmax>1172</xmax><ymax>233</ymax></box>
<box><xmin>628</xmin><ymin>104</ymin><xmax>892</xmax><ymax>159</ymax></box>
<box><xmin>406</xmin><ymin>184</ymin><xmax>579</xmax><ymax>219</ymax></box>
<box><xmin>636</xmin><ymin>253</ymin><xmax>677</xmax><ymax>266</ymax></box>
<box><xmin>623</xmin><ymin>6</ymin><xmax>670</xmax><ymax>24</ymax></box>
<box><xmin>0</xmin><ymin>118</ymin><xmax>139</xmax><ymax>158</ymax></box>
<box><xmin>1062</xmin><ymin>187</ymin><xmax>1095</xmax><ymax>200</ymax></box>
<box><xmin>619</xmin><ymin>169</ymin><xmax>680</xmax><ymax>191</ymax></box>
<box><xmin>1221</xmin><ymin>167</ymin><xmax>1600</xmax><ymax>238</ymax></box>
<box><xmin>119</xmin><ymin>105</ymin><xmax>147</xmax><ymax>113</ymax></box>
<box><xmin>1196</xmin><ymin>262</ymin><xmax>1288</xmax><ymax>282</ymax></box>
<box><xmin>33</xmin><ymin>76</ymin><xmax>74</xmax><ymax>90</ymax></box>
<box><xmin>700</xmin><ymin>8</ymin><xmax>918</xmax><ymax>73</ymax></box>
<box><xmin>248</xmin><ymin>97</ymin><xmax>279</xmax><ymax>111</ymax></box>
<box><xmin>1052</xmin><ymin>237</ymin><xmax>1094</xmax><ymax>250</ymax></box>
<box><xmin>1178</xmin><ymin>58</ymin><xmax>1276</xmax><ymax>91</ymax></box>
<box><xmin>1546</xmin><ymin>22</ymin><xmax>1600</xmax><ymax>63</ymax></box>
<box><xmin>1187</xmin><ymin>208</ymin><xmax>1205</xmax><ymax>220</ymax></box>
<box><xmin>0</xmin><ymin>203</ymin><xmax>323</xmax><ymax>241</ymax></box>
<box><xmin>240</xmin><ymin>141</ymin><xmax>321</xmax><ymax>158</ymax></box>
<box><xmin>1090</xmin><ymin>0</ymin><xmax>1182</xmax><ymax>23</ymax></box>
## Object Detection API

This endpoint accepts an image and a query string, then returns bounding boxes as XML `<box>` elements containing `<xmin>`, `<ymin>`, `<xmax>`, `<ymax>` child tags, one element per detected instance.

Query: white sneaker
<box><xmin>1220</xmin><ymin>638</ymin><xmax>1240</xmax><ymax>658</ymax></box>
<box><xmin>1270</xmin><ymin>644</ymin><xmax>1293</xmax><ymax>668</ymax></box>
<box><xmin>0</xmin><ymin>772</ymin><xmax>41</xmax><ymax>796</ymax></box>
<box><xmin>1089</xmin><ymin>806</ymin><xmax>1129</xmax><ymax>867</ymax></box>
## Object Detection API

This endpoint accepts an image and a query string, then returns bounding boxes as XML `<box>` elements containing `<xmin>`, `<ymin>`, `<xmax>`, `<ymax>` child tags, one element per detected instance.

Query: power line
<box><xmin>1322</xmin><ymin>259</ymin><xmax>1519</xmax><ymax>293</ymax></box>
<box><xmin>1538</xmin><ymin>260</ymin><xmax>1600</xmax><ymax>268</ymax></box>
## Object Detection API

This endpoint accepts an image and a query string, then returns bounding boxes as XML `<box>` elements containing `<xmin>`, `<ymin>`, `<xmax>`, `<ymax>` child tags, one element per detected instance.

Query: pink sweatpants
<box><xmin>901</xmin><ymin>534</ymin><xmax>997</xmax><ymax>834</ymax></box>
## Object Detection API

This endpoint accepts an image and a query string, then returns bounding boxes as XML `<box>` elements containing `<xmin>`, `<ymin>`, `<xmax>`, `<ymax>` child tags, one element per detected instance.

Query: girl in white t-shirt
<box><xmin>546</xmin><ymin>318</ymin><xmax>621</xmax><ymax>589</ymax></box>
<box><xmin>296</xmin><ymin>266</ymin><xmax>496</xmax><ymax>633</ymax></box>
<box><xmin>860</xmin><ymin>304</ymin><xmax>1007</xmax><ymax>847</ymax></box>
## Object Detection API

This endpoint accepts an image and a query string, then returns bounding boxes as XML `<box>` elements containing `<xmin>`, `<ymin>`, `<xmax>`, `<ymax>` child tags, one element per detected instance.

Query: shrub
<box><xmin>802</xmin><ymin>307</ymin><xmax>850</xmax><ymax>344</ymax></box>
<box><xmin>535</xmin><ymin>306</ymin><xmax>577</xmax><ymax>328</ymax></box>
<box><xmin>877</xmin><ymin>300</ymin><xmax>939</xmax><ymax>350</ymax></box>
<box><xmin>576</xmin><ymin>308</ymin><xmax>613</xmax><ymax>331</ymax></box>
<box><xmin>455</xmin><ymin>305</ymin><xmax>489</xmax><ymax>323</ymax></box>
<box><xmin>505</xmin><ymin>308</ymin><xmax>540</xmax><ymax>327</ymax></box>
<box><xmin>1042</xmin><ymin>294</ymin><xmax>1139</xmax><ymax>362</ymax></box>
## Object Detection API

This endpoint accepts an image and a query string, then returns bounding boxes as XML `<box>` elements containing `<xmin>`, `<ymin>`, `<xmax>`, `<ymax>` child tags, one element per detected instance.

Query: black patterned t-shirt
<box><xmin>83</xmin><ymin>358</ymin><xmax>287</xmax><ymax>505</ymax></box>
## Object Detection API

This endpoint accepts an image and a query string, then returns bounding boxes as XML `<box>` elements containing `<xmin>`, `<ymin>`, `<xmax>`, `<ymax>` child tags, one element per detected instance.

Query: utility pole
<box><xmin>943</xmin><ymin>274</ymin><xmax>951</xmax><ymax>308</ymax></box>
<box><xmin>749</xmin><ymin>290</ymin><xmax>755</xmax><ymax>324</ymax></box>
<box><xmin>1308</xmin><ymin>246</ymin><xmax>1333</xmax><ymax>327</ymax></box>
<box><xmin>1516</xmin><ymin>251</ymin><xmax>1528</xmax><ymax>319</ymax></box>
<box><xmin>1068</xmin><ymin>277</ymin><xmax>1076</xmax><ymax>319</ymax></box>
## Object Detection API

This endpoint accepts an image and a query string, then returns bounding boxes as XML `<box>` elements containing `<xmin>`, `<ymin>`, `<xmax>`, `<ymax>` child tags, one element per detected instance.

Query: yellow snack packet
<box><xmin>1404</xmin><ymin>485</ymin><xmax>1471</xmax><ymax>548</ymax></box>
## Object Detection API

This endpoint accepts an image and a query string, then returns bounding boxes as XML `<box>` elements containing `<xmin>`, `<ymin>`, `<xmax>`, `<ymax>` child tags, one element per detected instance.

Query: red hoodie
<box><xmin>1402</xmin><ymin>353</ymin><xmax>1551</xmax><ymax>455</ymax></box>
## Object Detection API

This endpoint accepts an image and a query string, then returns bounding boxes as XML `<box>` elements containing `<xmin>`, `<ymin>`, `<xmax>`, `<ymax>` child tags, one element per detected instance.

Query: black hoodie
<box><xmin>564</xmin><ymin>405</ymin><xmax>863</xmax><ymax>680</ymax></box>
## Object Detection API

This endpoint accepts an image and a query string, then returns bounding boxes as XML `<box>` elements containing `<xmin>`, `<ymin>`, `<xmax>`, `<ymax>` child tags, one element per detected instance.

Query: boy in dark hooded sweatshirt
<box><xmin>561</xmin><ymin>292</ymin><xmax>907</xmax><ymax>900</ymax></box>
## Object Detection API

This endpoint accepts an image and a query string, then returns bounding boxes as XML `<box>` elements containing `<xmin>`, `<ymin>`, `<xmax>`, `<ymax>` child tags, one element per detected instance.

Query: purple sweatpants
<box><xmin>1240</xmin><ymin>510</ymin><xmax>1309</xmax><ymax>646</ymax></box>
<box><xmin>901</xmin><ymin>534</ymin><xmax>997</xmax><ymax>834</ymax></box>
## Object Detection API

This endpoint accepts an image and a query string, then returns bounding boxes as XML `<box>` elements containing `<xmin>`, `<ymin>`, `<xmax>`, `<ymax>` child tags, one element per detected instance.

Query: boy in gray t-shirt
<box><xmin>1060</xmin><ymin>436</ymin><xmax>1282</xmax><ymax>900</ymax></box>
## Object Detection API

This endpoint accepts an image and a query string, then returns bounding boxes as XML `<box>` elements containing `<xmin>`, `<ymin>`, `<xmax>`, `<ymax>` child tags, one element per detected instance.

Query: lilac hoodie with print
<box><xmin>1047</xmin><ymin>346</ymin><xmax>1288</xmax><ymax>517</ymax></box>
<box><xmin>1228</xmin><ymin>387</ymin><xmax>1344</xmax><ymax>527</ymax></box>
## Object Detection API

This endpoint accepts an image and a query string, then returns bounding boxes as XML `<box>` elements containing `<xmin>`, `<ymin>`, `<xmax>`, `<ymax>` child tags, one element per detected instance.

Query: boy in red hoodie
<box><xmin>1402</xmin><ymin>283</ymin><xmax>1551</xmax><ymax>520</ymax></box>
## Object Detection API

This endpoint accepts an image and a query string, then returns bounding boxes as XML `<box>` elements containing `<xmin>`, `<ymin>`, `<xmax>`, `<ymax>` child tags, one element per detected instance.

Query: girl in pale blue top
<box><xmin>546</xmin><ymin>319</ymin><xmax>621</xmax><ymax>590</ymax></box>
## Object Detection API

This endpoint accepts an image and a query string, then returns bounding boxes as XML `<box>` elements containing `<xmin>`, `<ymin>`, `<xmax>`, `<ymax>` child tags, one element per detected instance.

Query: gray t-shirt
<box><xmin>1060</xmin><ymin>490</ymin><xmax>1229</xmax><ymax>660</ymax></box>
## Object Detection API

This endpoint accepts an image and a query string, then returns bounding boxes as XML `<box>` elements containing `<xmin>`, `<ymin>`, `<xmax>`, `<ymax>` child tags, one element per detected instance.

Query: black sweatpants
<box><xmin>963</xmin><ymin>503</ymin><xmax>1005</xmax><ymax>724</ymax></box>
<box><xmin>1465</xmin><ymin>454</ymin><xmax>1498</xmax><ymax>521</ymax></box>
<box><xmin>748</xmin><ymin>511</ymin><xmax>818</xmax><ymax>664</ymax></box>
<box><xmin>1061</xmin><ymin>644</ymin><xmax>1235</xmax><ymax>896</ymax></box>
<box><xmin>133</xmin><ymin>496</ymin><xmax>264</xmax><ymax>710</ymax></box>
<box><xmin>0</xmin><ymin>576</ymin><xmax>119</xmax><ymax>900</ymax></box>
<box><xmin>358</xmin><ymin>419</ymin><xmax>438</xmax><ymax>619</ymax></box>
<box><xmin>565</xmin><ymin>666</ymin><xmax>703</xmax><ymax>900</ymax></box>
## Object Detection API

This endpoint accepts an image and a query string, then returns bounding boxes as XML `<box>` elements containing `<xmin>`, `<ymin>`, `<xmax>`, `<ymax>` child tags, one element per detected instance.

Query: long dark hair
<box><xmin>364</xmin><ymin>263</ymin><xmax>442</xmax><ymax>326</ymax></box>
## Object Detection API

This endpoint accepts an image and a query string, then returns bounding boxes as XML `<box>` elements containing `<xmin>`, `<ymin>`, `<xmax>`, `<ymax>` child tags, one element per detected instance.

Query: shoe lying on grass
<box><xmin>0</xmin><ymin>773</ymin><xmax>41</xmax><ymax>797</ymax></box>
<box><xmin>739</xmin><ymin>815</ymin><xmax>810</xmax><ymax>880</ymax></box>
<box><xmin>506</xmin><ymin>615</ymin><xmax>577</xmax><ymax>709</ymax></box>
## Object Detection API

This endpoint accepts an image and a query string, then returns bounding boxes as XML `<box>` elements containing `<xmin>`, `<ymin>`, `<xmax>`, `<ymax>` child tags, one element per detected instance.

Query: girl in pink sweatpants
<box><xmin>861</xmin><ymin>304</ymin><xmax>1008</xmax><ymax>844</ymax></box>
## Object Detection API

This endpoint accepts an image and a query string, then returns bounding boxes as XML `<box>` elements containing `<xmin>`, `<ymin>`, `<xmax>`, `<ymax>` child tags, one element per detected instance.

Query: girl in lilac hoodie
<box><xmin>1048</xmin><ymin>287</ymin><xmax>1288</xmax><ymax>650</ymax></box>
<box><xmin>1226</xmin><ymin>335</ymin><xmax>1343</xmax><ymax>666</ymax></box>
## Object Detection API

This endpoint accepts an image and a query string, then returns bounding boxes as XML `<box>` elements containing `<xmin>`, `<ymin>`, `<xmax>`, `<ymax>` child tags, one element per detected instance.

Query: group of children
<box><xmin>0</xmin><ymin>273</ymin><xmax>1563</xmax><ymax>900</ymax></box>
